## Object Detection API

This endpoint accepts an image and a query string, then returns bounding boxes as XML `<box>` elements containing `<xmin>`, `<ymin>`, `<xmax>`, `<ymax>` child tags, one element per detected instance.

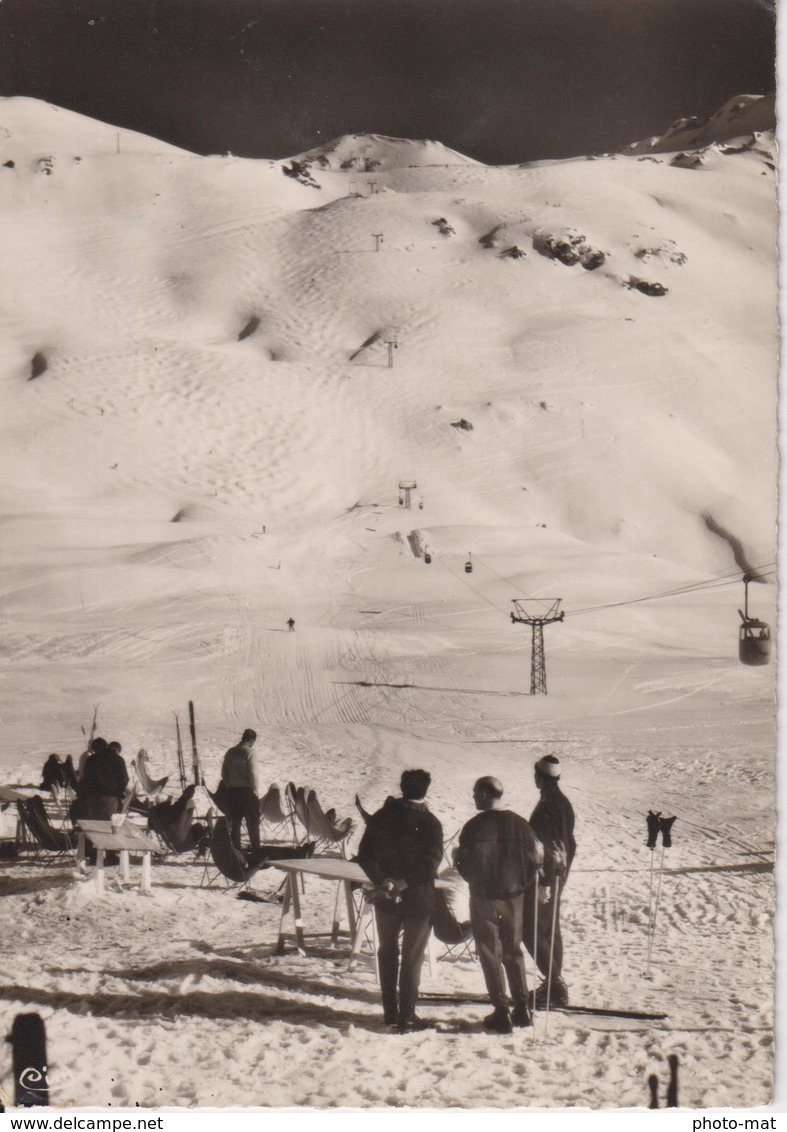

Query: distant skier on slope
<box><xmin>522</xmin><ymin>755</ymin><xmax>576</xmax><ymax>1008</ymax></box>
<box><xmin>287</xmin><ymin>618</ymin><xmax>295</xmax><ymax>632</ymax></box>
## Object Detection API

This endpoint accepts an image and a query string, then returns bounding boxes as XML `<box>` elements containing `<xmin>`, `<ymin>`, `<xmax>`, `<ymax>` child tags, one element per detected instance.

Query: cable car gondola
<box><xmin>738</xmin><ymin>573</ymin><xmax>771</xmax><ymax>667</ymax></box>
<box><xmin>464</xmin><ymin>553</ymin><xmax>473</xmax><ymax>574</ymax></box>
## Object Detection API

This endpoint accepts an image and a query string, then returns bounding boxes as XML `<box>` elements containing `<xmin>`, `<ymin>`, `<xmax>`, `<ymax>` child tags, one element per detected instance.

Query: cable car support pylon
<box><xmin>510</xmin><ymin>599</ymin><xmax>565</xmax><ymax>695</ymax></box>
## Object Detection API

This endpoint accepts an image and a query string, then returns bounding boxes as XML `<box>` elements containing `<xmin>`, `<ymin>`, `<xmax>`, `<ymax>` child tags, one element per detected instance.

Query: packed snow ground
<box><xmin>0</xmin><ymin>95</ymin><xmax>777</xmax><ymax>1110</ymax></box>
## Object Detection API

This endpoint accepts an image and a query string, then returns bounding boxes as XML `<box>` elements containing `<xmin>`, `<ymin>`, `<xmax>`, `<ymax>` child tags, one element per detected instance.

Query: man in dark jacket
<box><xmin>522</xmin><ymin>755</ymin><xmax>576</xmax><ymax>1008</ymax></box>
<box><xmin>357</xmin><ymin>769</ymin><xmax>443</xmax><ymax>1032</ymax></box>
<box><xmin>221</xmin><ymin>728</ymin><xmax>260</xmax><ymax>854</ymax></box>
<box><xmin>80</xmin><ymin>737</ymin><xmax>130</xmax><ymax>820</ymax></box>
<box><xmin>455</xmin><ymin>776</ymin><xmax>543</xmax><ymax>1033</ymax></box>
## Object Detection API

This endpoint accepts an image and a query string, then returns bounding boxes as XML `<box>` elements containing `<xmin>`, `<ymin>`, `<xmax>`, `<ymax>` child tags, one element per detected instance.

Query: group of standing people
<box><xmin>40</xmin><ymin>739</ymin><xmax>130</xmax><ymax>821</ymax></box>
<box><xmin>358</xmin><ymin>757</ymin><xmax>575</xmax><ymax>1034</ymax></box>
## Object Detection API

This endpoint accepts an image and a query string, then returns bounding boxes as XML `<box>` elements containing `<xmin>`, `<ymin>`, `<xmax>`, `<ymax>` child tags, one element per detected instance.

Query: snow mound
<box><xmin>621</xmin><ymin>92</ymin><xmax>775</xmax><ymax>156</ymax></box>
<box><xmin>294</xmin><ymin>132</ymin><xmax>481</xmax><ymax>171</ymax></box>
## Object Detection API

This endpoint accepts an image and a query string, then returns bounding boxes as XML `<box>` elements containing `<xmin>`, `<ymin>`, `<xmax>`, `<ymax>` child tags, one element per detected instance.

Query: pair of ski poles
<box><xmin>646</xmin><ymin>811</ymin><xmax>676</xmax><ymax>976</ymax></box>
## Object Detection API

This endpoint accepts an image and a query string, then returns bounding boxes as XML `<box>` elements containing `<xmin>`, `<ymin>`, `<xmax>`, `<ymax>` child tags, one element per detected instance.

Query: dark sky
<box><xmin>0</xmin><ymin>0</ymin><xmax>776</xmax><ymax>164</ymax></box>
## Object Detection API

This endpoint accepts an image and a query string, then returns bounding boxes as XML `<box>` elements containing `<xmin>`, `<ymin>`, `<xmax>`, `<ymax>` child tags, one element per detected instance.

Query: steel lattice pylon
<box><xmin>510</xmin><ymin>599</ymin><xmax>565</xmax><ymax>696</ymax></box>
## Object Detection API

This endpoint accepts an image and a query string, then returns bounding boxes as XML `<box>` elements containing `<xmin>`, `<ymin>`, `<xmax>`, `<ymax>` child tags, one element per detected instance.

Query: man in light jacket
<box><xmin>221</xmin><ymin>728</ymin><xmax>260</xmax><ymax>854</ymax></box>
<box><xmin>455</xmin><ymin>776</ymin><xmax>543</xmax><ymax>1033</ymax></box>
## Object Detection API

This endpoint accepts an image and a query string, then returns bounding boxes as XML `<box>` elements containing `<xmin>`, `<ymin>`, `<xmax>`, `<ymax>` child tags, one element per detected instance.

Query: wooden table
<box><xmin>271</xmin><ymin>857</ymin><xmax>370</xmax><ymax>958</ymax></box>
<box><xmin>271</xmin><ymin>857</ymin><xmax>448</xmax><ymax>973</ymax></box>
<box><xmin>77</xmin><ymin>819</ymin><xmax>162</xmax><ymax>894</ymax></box>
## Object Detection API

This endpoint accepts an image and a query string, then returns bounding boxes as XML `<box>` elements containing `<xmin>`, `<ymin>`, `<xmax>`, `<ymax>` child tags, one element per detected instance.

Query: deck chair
<box><xmin>132</xmin><ymin>749</ymin><xmax>169</xmax><ymax>798</ymax></box>
<box><xmin>147</xmin><ymin>786</ymin><xmax>208</xmax><ymax>856</ymax></box>
<box><xmin>259</xmin><ymin>784</ymin><xmax>296</xmax><ymax>841</ymax></box>
<box><xmin>207</xmin><ymin>778</ymin><xmax>232</xmax><ymax>818</ymax></box>
<box><xmin>432</xmin><ymin>886</ymin><xmax>475</xmax><ymax>962</ymax></box>
<box><xmin>355</xmin><ymin>795</ymin><xmax>372</xmax><ymax>824</ymax></box>
<box><xmin>201</xmin><ymin>816</ymin><xmax>265</xmax><ymax>891</ymax></box>
<box><xmin>285</xmin><ymin>783</ymin><xmax>313</xmax><ymax>843</ymax></box>
<box><xmin>16</xmin><ymin>797</ymin><xmax>75</xmax><ymax>860</ymax></box>
<box><xmin>305</xmin><ymin>791</ymin><xmax>354</xmax><ymax>857</ymax></box>
<box><xmin>430</xmin><ymin>869</ymin><xmax>473</xmax><ymax>959</ymax></box>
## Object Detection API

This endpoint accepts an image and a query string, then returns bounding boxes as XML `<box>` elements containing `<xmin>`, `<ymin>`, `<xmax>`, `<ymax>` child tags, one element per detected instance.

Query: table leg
<box><xmin>331</xmin><ymin>881</ymin><xmax>342</xmax><ymax>944</ymax></box>
<box><xmin>119</xmin><ymin>849</ymin><xmax>130</xmax><ymax>884</ymax></box>
<box><xmin>426</xmin><ymin>929</ymin><xmax>436</xmax><ymax>977</ymax></box>
<box><xmin>140</xmin><ymin>852</ymin><xmax>152</xmax><ymax>894</ymax></box>
<box><xmin>95</xmin><ymin>849</ymin><xmax>105</xmax><ymax>894</ymax></box>
<box><xmin>344</xmin><ymin>880</ymin><xmax>358</xmax><ymax>937</ymax></box>
<box><xmin>348</xmin><ymin>898</ymin><xmax>373</xmax><ymax>972</ymax></box>
<box><xmin>290</xmin><ymin>868</ymin><xmax>306</xmax><ymax>954</ymax></box>
<box><xmin>275</xmin><ymin>874</ymin><xmax>293</xmax><ymax>955</ymax></box>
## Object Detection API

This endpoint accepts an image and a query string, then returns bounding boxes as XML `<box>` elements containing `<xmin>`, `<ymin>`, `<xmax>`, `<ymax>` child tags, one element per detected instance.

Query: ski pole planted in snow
<box><xmin>543</xmin><ymin>876</ymin><xmax>561</xmax><ymax>1036</ymax></box>
<box><xmin>666</xmin><ymin>1054</ymin><xmax>679</xmax><ymax>1108</ymax></box>
<box><xmin>646</xmin><ymin>814</ymin><xmax>677</xmax><ymax>976</ymax></box>
<box><xmin>531</xmin><ymin>876</ymin><xmax>539</xmax><ymax>1042</ymax></box>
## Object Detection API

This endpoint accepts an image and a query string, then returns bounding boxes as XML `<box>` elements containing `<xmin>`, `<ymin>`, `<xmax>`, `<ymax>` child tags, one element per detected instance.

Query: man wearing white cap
<box><xmin>523</xmin><ymin>755</ymin><xmax>576</xmax><ymax>1008</ymax></box>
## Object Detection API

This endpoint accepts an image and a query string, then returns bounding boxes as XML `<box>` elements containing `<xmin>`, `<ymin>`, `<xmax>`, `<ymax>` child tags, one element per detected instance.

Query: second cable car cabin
<box><xmin>738</xmin><ymin>573</ymin><xmax>771</xmax><ymax>667</ymax></box>
<box><xmin>465</xmin><ymin>553</ymin><xmax>473</xmax><ymax>574</ymax></box>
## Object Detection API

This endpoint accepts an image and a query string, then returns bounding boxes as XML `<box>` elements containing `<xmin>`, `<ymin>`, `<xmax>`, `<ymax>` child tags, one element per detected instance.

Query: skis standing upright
<box><xmin>188</xmin><ymin>700</ymin><xmax>202</xmax><ymax>786</ymax></box>
<box><xmin>174</xmin><ymin>712</ymin><xmax>187</xmax><ymax>793</ymax></box>
<box><xmin>88</xmin><ymin>704</ymin><xmax>99</xmax><ymax>750</ymax></box>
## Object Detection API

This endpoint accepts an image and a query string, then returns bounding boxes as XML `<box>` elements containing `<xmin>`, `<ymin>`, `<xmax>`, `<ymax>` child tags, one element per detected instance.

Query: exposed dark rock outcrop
<box><xmin>281</xmin><ymin>160</ymin><xmax>320</xmax><ymax>189</ymax></box>
<box><xmin>29</xmin><ymin>352</ymin><xmax>48</xmax><ymax>380</ymax></box>
<box><xmin>451</xmin><ymin>418</ymin><xmax>473</xmax><ymax>431</ymax></box>
<box><xmin>238</xmin><ymin>316</ymin><xmax>261</xmax><ymax>342</ymax></box>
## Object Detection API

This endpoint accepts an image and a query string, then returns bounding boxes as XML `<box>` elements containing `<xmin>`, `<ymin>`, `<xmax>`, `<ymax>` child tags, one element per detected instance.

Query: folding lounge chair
<box><xmin>201</xmin><ymin>816</ymin><xmax>314</xmax><ymax>892</ymax></box>
<box><xmin>432</xmin><ymin>886</ymin><xmax>475</xmax><ymax>962</ymax></box>
<box><xmin>16</xmin><ymin>797</ymin><xmax>75</xmax><ymax>861</ymax></box>
<box><xmin>132</xmin><ymin>749</ymin><xmax>169</xmax><ymax>798</ymax></box>
<box><xmin>354</xmin><ymin>795</ymin><xmax>372</xmax><ymax>824</ymax></box>
<box><xmin>286</xmin><ymin>783</ymin><xmax>314</xmax><ymax>844</ymax></box>
<box><xmin>201</xmin><ymin>816</ymin><xmax>265</xmax><ymax>891</ymax></box>
<box><xmin>259</xmin><ymin>784</ymin><xmax>296</xmax><ymax>841</ymax></box>
<box><xmin>305</xmin><ymin>791</ymin><xmax>354</xmax><ymax>857</ymax></box>
<box><xmin>147</xmin><ymin>787</ymin><xmax>208</xmax><ymax>857</ymax></box>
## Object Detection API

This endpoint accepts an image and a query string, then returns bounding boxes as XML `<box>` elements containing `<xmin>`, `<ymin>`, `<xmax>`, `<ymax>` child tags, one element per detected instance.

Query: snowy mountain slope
<box><xmin>0</xmin><ymin>98</ymin><xmax>776</xmax><ymax>748</ymax></box>
<box><xmin>0</xmin><ymin>98</ymin><xmax>776</xmax><ymax>1111</ymax></box>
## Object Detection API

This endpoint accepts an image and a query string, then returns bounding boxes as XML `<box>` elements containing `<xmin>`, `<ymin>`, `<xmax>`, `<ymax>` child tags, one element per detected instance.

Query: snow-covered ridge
<box><xmin>621</xmin><ymin>91</ymin><xmax>775</xmax><ymax>156</ymax></box>
<box><xmin>293</xmin><ymin>132</ymin><xmax>482</xmax><ymax>171</ymax></box>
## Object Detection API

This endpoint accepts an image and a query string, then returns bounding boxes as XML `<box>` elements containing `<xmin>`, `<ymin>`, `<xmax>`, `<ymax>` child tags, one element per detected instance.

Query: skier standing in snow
<box><xmin>221</xmin><ymin>728</ymin><xmax>261</xmax><ymax>855</ymax></box>
<box><xmin>522</xmin><ymin>755</ymin><xmax>576</xmax><ymax>1008</ymax></box>
<box><xmin>455</xmin><ymin>776</ymin><xmax>543</xmax><ymax>1033</ymax></box>
<box><xmin>286</xmin><ymin>618</ymin><xmax>295</xmax><ymax>632</ymax></box>
<box><xmin>357</xmin><ymin>769</ymin><xmax>443</xmax><ymax>1032</ymax></box>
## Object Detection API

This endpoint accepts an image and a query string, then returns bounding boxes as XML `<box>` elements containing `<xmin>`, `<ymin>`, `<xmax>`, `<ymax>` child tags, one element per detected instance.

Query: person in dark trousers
<box><xmin>357</xmin><ymin>769</ymin><xmax>443</xmax><ymax>1032</ymax></box>
<box><xmin>455</xmin><ymin>776</ymin><xmax>543</xmax><ymax>1033</ymax></box>
<box><xmin>221</xmin><ymin>728</ymin><xmax>261</xmax><ymax>854</ymax></box>
<box><xmin>286</xmin><ymin>618</ymin><xmax>295</xmax><ymax>631</ymax></box>
<box><xmin>522</xmin><ymin>755</ymin><xmax>576</xmax><ymax>1008</ymax></box>
<box><xmin>80</xmin><ymin>737</ymin><xmax>130</xmax><ymax>820</ymax></box>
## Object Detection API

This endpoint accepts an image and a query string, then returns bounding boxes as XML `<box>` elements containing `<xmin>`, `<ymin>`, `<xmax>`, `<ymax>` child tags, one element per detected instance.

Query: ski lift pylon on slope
<box><xmin>738</xmin><ymin>573</ymin><xmax>771</xmax><ymax>666</ymax></box>
<box><xmin>465</xmin><ymin>553</ymin><xmax>473</xmax><ymax>574</ymax></box>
